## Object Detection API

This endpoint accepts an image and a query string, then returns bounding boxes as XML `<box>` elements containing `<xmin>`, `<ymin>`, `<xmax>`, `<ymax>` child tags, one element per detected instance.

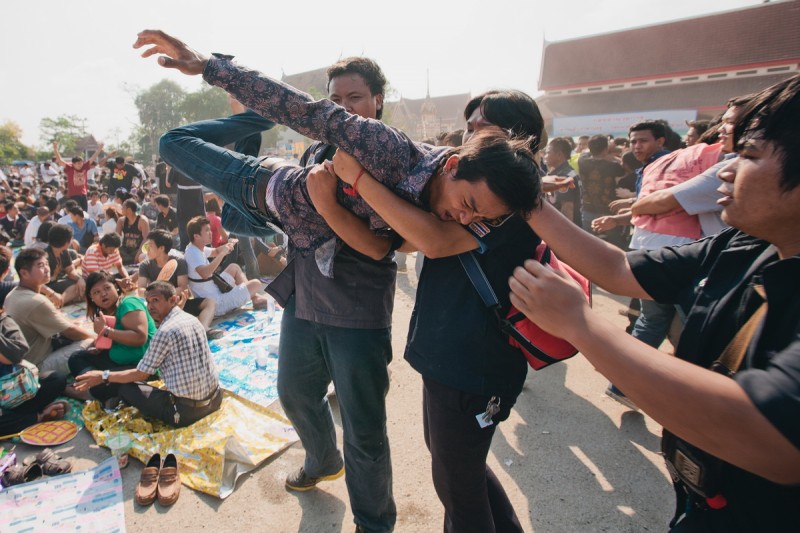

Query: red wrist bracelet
<box><xmin>343</xmin><ymin>168</ymin><xmax>366</xmax><ymax>197</ymax></box>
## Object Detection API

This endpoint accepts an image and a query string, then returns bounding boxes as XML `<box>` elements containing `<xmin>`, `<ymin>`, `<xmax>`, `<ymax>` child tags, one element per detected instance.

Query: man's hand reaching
<box><xmin>133</xmin><ymin>30</ymin><xmax>209</xmax><ymax>76</ymax></box>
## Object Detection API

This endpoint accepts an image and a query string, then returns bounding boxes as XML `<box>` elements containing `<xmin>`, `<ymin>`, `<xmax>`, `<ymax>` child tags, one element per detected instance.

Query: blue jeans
<box><xmin>159</xmin><ymin>111</ymin><xmax>281</xmax><ymax>238</ymax></box>
<box><xmin>631</xmin><ymin>298</ymin><xmax>676</xmax><ymax>348</ymax></box>
<box><xmin>277</xmin><ymin>296</ymin><xmax>396</xmax><ymax>532</ymax></box>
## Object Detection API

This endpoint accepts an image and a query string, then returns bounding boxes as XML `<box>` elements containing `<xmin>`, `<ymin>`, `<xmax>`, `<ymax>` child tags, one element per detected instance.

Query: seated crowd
<box><xmin>0</xmin><ymin>196</ymin><xmax>284</xmax><ymax>441</ymax></box>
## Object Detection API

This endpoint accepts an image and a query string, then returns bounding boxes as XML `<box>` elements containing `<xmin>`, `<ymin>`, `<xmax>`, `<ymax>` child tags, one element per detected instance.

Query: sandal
<box><xmin>23</xmin><ymin>448</ymin><xmax>73</xmax><ymax>476</ymax></box>
<box><xmin>2</xmin><ymin>462</ymin><xmax>43</xmax><ymax>486</ymax></box>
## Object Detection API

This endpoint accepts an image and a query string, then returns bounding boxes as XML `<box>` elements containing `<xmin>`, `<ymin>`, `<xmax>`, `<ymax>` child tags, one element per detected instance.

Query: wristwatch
<box><xmin>103</xmin><ymin>326</ymin><xmax>111</xmax><ymax>338</ymax></box>
<box><xmin>102</xmin><ymin>370</ymin><xmax>110</xmax><ymax>384</ymax></box>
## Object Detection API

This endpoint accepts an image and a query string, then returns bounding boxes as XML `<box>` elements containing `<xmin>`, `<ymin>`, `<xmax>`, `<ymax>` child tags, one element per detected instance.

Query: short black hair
<box><xmin>123</xmin><ymin>199</ymin><xmax>139</xmax><ymax>213</ymax></box>
<box><xmin>629</xmin><ymin>120</ymin><xmax>667</xmax><ymax>141</ymax></box>
<box><xmin>464</xmin><ymin>90</ymin><xmax>545</xmax><ymax>153</ymax></box>
<box><xmin>733</xmin><ymin>74</ymin><xmax>800</xmax><ymax>191</ymax></box>
<box><xmin>68</xmin><ymin>205</ymin><xmax>84</xmax><ymax>217</ymax></box>
<box><xmin>587</xmin><ymin>134</ymin><xmax>609</xmax><ymax>157</ymax></box>
<box><xmin>326</xmin><ymin>57</ymin><xmax>387</xmax><ymax>120</ymax></box>
<box><xmin>99</xmin><ymin>232</ymin><xmax>121</xmax><ymax>248</ymax></box>
<box><xmin>146</xmin><ymin>280</ymin><xmax>176</xmax><ymax>299</ymax></box>
<box><xmin>454</xmin><ymin>128</ymin><xmax>541</xmax><ymax>219</ymax></box>
<box><xmin>36</xmin><ymin>221</ymin><xmax>55</xmax><ymax>243</ymax></box>
<box><xmin>15</xmin><ymin>247</ymin><xmax>47</xmax><ymax>276</ymax></box>
<box><xmin>548</xmin><ymin>137</ymin><xmax>573</xmax><ymax>160</ymax></box>
<box><xmin>48</xmin><ymin>223</ymin><xmax>73</xmax><ymax>248</ymax></box>
<box><xmin>147</xmin><ymin>229</ymin><xmax>173</xmax><ymax>253</ymax></box>
<box><xmin>154</xmin><ymin>194</ymin><xmax>170</xmax><ymax>208</ymax></box>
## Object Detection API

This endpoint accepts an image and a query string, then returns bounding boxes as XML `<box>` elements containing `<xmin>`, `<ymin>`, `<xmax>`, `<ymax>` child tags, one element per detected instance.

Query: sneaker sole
<box><xmin>285</xmin><ymin>467</ymin><xmax>345</xmax><ymax>492</ymax></box>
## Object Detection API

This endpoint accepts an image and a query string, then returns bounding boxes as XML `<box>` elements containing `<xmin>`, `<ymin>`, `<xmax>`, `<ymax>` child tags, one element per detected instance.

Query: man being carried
<box><xmin>75</xmin><ymin>281</ymin><xmax>221</xmax><ymax>428</ymax></box>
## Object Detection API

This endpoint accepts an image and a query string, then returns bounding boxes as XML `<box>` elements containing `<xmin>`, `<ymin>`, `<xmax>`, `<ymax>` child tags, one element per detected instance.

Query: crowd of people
<box><xmin>0</xmin><ymin>27</ymin><xmax>796</xmax><ymax>533</ymax></box>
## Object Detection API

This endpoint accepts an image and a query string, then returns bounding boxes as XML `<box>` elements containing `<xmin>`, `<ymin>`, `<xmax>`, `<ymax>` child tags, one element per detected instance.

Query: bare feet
<box><xmin>252</xmin><ymin>294</ymin><xmax>270</xmax><ymax>309</ymax></box>
<box><xmin>38</xmin><ymin>401</ymin><xmax>69</xmax><ymax>422</ymax></box>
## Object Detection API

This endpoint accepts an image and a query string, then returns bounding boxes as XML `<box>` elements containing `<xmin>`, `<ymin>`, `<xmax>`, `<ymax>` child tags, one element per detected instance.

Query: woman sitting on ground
<box><xmin>67</xmin><ymin>271</ymin><xmax>156</xmax><ymax>406</ymax></box>
<box><xmin>0</xmin><ymin>312</ymin><xmax>68</xmax><ymax>436</ymax></box>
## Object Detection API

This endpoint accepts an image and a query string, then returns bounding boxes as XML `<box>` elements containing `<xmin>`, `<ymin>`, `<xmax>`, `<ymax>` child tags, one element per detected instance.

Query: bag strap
<box><xmin>458</xmin><ymin>250</ymin><xmax>562</xmax><ymax>366</ymax></box>
<box><xmin>712</xmin><ymin>284</ymin><xmax>767</xmax><ymax>375</ymax></box>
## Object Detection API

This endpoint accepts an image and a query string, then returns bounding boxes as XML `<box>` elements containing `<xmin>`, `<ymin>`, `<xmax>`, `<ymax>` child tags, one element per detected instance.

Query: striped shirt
<box><xmin>136</xmin><ymin>306</ymin><xmax>218</xmax><ymax>400</ymax></box>
<box><xmin>82</xmin><ymin>243</ymin><xmax>122</xmax><ymax>277</ymax></box>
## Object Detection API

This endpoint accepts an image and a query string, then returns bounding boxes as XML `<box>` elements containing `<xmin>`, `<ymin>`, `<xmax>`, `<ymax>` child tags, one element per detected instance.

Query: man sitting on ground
<box><xmin>137</xmin><ymin>229</ymin><xmax>221</xmax><ymax>339</ymax></box>
<box><xmin>4</xmin><ymin>248</ymin><xmax>95</xmax><ymax>376</ymax></box>
<box><xmin>44</xmin><ymin>223</ymin><xmax>85</xmax><ymax>305</ymax></box>
<box><xmin>184</xmin><ymin>216</ymin><xmax>270</xmax><ymax>316</ymax></box>
<box><xmin>67</xmin><ymin>205</ymin><xmax>99</xmax><ymax>253</ymax></box>
<box><xmin>116</xmin><ymin>199</ymin><xmax>149</xmax><ymax>266</ymax></box>
<box><xmin>75</xmin><ymin>281</ymin><xmax>222</xmax><ymax>428</ymax></box>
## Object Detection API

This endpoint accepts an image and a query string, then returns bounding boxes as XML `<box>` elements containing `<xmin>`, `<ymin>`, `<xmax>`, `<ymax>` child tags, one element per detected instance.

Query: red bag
<box><xmin>506</xmin><ymin>243</ymin><xmax>591</xmax><ymax>369</ymax></box>
<box><xmin>460</xmin><ymin>242</ymin><xmax>591</xmax><ymax>371</ymax></box>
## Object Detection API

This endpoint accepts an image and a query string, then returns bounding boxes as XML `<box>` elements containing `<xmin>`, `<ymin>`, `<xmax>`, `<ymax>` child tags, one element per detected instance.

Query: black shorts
<box><xmin>183</xmin><ymin>297</ymin><xmax>206</xmax><ymax>317</ymax></box>
<box><xmin>47</xmin><ymin>278</ymin><xmax>77</xmax><ymax>294</ymax></box>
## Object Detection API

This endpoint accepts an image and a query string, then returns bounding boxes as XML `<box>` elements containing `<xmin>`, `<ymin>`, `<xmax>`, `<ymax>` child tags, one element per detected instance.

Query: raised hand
<box><xmin>133</xmin><ymin>30</ymin><xmax>209</xmax><ymax>76</ymax></box>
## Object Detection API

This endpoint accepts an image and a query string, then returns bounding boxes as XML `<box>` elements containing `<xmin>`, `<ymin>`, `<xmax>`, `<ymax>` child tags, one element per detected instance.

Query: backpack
<box><xmin>459</xmin><ymin>242</ymin><xmax>591</xmax><ymax>370</ymax></box>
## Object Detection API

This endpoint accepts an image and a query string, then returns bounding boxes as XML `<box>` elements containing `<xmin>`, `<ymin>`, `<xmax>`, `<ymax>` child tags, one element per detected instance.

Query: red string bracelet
<box><xmin>343</xmin><ymin>168</ymin><xmax>366</xmax><ymax>197</ymax></box>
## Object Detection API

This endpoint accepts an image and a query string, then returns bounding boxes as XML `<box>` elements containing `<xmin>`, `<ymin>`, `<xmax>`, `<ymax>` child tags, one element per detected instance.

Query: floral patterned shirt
<box><xmin>203</xmin><ymin>54</ymin><xmax>450</xmax><ymax>254</ymax></box>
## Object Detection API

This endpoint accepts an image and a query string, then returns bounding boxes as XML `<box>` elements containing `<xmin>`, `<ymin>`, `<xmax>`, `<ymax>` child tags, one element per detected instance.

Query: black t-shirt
<box><xmin>405</xmin><ymin>215</ymin><xmax>537</xmax><ymax>399</ymax></box>
<box><xmin>106</xmin><ymin>162</ymin><xmax>141</xmax><ymax>195</ymax></box>
<box><xmin>156</xmin><ymin>207</ymin><xmax>178</xmax><ymax>233</ymax></box>
<box><xmin>629</xmin><ymin>229</ymin><xmax>800</xmax><ymax>531</ymax></box>
<box><xmin>138</xmin><ymin>257</ymin><xmax>187</xmax><ymax>287</ymax></box>
<box><xmin>578</xmin><ymin>158</ymin><xmax>624</xmax><ymax>213</ymax></box>
<box><xmin>46</xmin><ymin>246</ymin><xmax>73</xmax><ymax>280</ymax></box>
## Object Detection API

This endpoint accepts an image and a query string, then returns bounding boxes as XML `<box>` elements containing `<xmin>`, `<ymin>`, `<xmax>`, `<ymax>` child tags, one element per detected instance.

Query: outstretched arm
<box><xmin>134</xmin><ymin>30</ymin><xmax>413</xmax><ymax>188</ymax></box>
<box><xmin>86</xmin><ymin>143</ymin><xmax>105</xmax><ymax>165</ymax></box>
<box><xmin>51</xmin><ymin>141</ymin><xmax>67</xmax><ymax>168</ymax></box>
<box><xmin>525</xmin><ymin>202</ymin><xmax>647</xmax><ymax>298</ymax></box>
<box><xmin>508</xmin><ymin>261</ymin><xmax>800</xmax><ymax>484</ymax></box>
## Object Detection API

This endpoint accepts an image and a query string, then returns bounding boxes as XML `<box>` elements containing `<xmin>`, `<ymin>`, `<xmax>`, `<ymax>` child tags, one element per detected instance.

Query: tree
<box><xmin>39</xmin><ymin>114</ymin><xmax>86</xmax><ymax>155</ymax></box>
<box><xmin>0</xmin><ymin>121</ymin><xmax>34</xmax><ymax>164</ymax></box>
<box><xmin>135</xmin><ymin>79</ymin><xmax>186</xmax><ymax>162</ymax></box>
<box><xmin>180</xmin><ymin>84</ymin><xmax>229</xmax><ymax>123</ymax></box>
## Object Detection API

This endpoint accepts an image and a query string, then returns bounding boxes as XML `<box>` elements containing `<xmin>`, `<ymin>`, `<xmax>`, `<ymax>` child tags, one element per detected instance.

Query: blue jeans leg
<box><xmin>631</xmin><ymin>298</ymin><xmax>676</xmax><ymax>348</ymax></box>
<box><xmin>159</xmin><ymin>112</ymin><xmax>282</xmax><ymax>238</ymax></box>
<box><xmin>277</xmin><ymin>296</ymin><xmax>396</xmax><ymax>532</ymax></box>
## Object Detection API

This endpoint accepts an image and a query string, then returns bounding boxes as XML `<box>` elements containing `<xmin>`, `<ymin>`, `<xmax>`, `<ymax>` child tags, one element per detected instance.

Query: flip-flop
<box><xmin>23</xmin><ymin>448</ymin><xmax>73</xmax><ymax>476</ymax></box>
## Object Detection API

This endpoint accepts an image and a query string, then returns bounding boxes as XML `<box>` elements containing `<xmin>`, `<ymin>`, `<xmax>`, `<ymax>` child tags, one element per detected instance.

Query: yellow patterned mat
<box><xmin>82</xmin><ymin>388</ymin><xmax>298</xmax><ymax>498</ymax></box>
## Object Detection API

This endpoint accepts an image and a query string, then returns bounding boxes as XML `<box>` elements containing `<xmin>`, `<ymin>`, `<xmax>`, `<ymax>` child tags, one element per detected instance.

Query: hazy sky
<box><xmin>3</xmin><ymin>0</ymin><xmax>760</xmax><ymax>147</ymax></box>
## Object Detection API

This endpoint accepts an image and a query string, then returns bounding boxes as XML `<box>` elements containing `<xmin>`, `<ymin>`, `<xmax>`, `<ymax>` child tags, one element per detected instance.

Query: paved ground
<box><xmin>16</xmin><ymin>255</ymin><xmax>674</xmax><ymax>532</ymax></box>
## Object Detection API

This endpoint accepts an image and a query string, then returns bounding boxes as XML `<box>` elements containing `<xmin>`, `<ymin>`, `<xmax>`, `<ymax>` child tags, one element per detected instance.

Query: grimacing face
<box><xmin>426</xmin><ymin>157</ymin><xmax>510</xmax><ymax>225</ymax></box>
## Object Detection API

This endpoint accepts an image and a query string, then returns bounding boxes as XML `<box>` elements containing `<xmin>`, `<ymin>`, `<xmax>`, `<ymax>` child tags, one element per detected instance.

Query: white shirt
<box><xmin>184</xmin><ymin>243</ymin><xmax>218</xmax><ymax>299</ymax></box>
<box><xmin>24</xmin><ymin>216</ymin><xmax>43</xmax><ymax>246</ymax></box>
